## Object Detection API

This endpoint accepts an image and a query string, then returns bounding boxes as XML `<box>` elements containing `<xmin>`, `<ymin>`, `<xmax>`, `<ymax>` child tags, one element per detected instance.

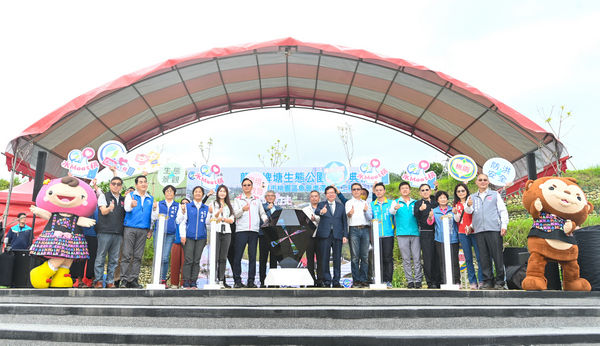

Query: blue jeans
<box><xmin>349</xmin><ymin>226</ymin><xmax>370</xmax><ymax>283</ymax></box>
<box><xmin>154</xmin><ymin>232</ymin><xmax>176</xmax><ymax>281</ymax></box>
<box><xmin>94</xmin><ymin>233</ymin><xmax>123</xmax><ymax>284</ymax></box>
<box><xmin>458</xmin><ymin>233</ymin><xmax>483</xmax><ymax>285</ymax></box>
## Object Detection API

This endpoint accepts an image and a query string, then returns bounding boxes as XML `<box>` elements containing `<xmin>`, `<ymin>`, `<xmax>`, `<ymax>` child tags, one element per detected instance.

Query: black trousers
<box><xmin>227</xmin><ymin>224</ymin><xmax>236</xmax><ymax>270</ymax></box>
<box><xmin>259</xmin><ymin>234</ymin><xmax>279</xmax><ymax>285</ymax></box>
<box><xmin>317</xmin><ymin>234</ymin><xmax>342</xmax><ymax>286</ymax></box>
<box><xmin>71</xmin><ymin>235</ymin><xmax>98</xmax><ymax>280</ymax></box>
<box><xmin>380</xmin><ymin>236</ymin><xmax>394</xmax><ymax>283</ymax></box>
<box><xmin>420</xmin><ymin>230</ymin><xmax>441</xmax><ymax>286</ymax></box>
<box><xmin>475</xmin><ymin>231</ymin><xmax>505</xmax><ymax>285</ymax></box>
<box><xmin>435</xmin><ymin>241</ymin><xmax>460</xmax><ymax>285</ymax></box>
<box><xmin>305</xmin><ymin>236</ymin><xmax>321</xmax><ymax>284</ymax></box>
<box><xmin>233</xmin><ymin>231</ymin><xmax>258</xmax><ymax>284</ymax></box>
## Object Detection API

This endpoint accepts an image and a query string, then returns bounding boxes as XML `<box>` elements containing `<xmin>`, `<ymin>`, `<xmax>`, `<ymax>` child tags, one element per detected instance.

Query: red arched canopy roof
<box><xmin>6</xmin><ymin>37</ymin><xmax>563</xmax><ymax>179</ymax></box>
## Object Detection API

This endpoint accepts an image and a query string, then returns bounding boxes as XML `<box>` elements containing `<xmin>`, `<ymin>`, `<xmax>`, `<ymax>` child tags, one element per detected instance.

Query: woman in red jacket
<box><xmin>453</xmin><ymin>183</ymin><xmax>483</xmax><ymax>289</ymax></box>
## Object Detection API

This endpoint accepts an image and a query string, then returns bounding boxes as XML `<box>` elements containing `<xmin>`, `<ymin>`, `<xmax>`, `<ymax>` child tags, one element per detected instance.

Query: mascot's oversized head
<box><xmin>35</xmin><ymin>176</ymin><xmax>97</xmax><ymax>217</ymax></box>
<box><xmin>522</xmin><ymin>176</ymin><xmax>593</xmax><ymax>225</ymax></box>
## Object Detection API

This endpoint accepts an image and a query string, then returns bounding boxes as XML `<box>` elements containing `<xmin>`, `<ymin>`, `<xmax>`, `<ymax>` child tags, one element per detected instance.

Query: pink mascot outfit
<box><xmin>29</xmin><ymin>176</ymin><xmax>97</xmax><ymax>288</ymax></box>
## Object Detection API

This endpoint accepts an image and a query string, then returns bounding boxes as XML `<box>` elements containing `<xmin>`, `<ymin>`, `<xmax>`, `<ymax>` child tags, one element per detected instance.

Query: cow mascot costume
<box><xmin>521</xmin><ymin>176</ymin><xmax>593</xmax><ymax>291</ymax></box>
<box><xmin>29</xmin><ymin>177</ymin><xmax>97</xmax><ymax>288</ymax></box>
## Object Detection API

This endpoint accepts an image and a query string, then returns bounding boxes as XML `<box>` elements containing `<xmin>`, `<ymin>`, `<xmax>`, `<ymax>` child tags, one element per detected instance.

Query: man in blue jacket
<box><xmin>121</xmin><ymin>175</ymin><xmax>157</xmax><ymax>288</ymax></box>
<box><xmin>315</xmin><ymin>185</ymin><xmax>348</xmax><ymax>288</ymax></box>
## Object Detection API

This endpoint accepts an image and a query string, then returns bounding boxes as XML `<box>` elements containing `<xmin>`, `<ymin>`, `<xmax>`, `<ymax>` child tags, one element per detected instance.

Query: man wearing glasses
<box><xmin>94</xmin><ymin>176</ymin><xmax>126</xmax><ymax>288</ymax></box>
<box><xmin>315</xmin><ymin>186</ymin><xmax>348</xmax><ymax>288</ymax></box>
<box><xmin>464</xmin><ymin>173</ymin><xmax>509</xmax><ymax>289</ymax></box>
<box><xmin>345</xmin><ymin>183</ymin><xmax>372</xmax><ymax>288</ymax></box>
<box><xmin>414</xmin><ymin>183</ymin><xmax>441</xmax><ymax>289</ymax></box>
<box><xmin>233</xmin><ymin>178</ymin><xmax>268</xmax><ymax>288</ymax></box>
<box><xmin>259</xmin><ymin>190</ymin><xmax>282</xmax><ymax>288</ymax></box>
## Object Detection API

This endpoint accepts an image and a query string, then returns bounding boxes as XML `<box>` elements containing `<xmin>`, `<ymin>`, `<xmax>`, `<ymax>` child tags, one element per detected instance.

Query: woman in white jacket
<box><xmin>209</xmin><ymin>185</ymin><xmax>235</xmax><ymax>288</ymax></box>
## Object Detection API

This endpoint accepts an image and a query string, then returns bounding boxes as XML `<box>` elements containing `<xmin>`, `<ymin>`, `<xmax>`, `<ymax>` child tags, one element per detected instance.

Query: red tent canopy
<box><xmin>5</xmin><ymin>37</ymin><xmax>564</xmax><ymax>180</ymax></box>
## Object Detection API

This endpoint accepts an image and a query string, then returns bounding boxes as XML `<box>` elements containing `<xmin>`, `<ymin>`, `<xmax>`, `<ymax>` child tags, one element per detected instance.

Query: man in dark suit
<box><xmin>259</xmin><ymin>190</ymin><xmax>282</xmax><ymax>287</ymax></box>
<box><xmin>315</xmin><ymin>185</ymin><xmax>348</xmax><ymax>288</ymax></box>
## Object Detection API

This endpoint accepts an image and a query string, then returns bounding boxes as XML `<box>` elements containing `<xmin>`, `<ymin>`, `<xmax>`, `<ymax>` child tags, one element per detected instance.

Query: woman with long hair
<box><xmin>208</xmin><ymin>185</ymin><xmax>235</xmax><ymax>288</ymax></box>
<box><xmin>453</xmin><ymin>183</ymin><xmax>483</xmax><ymax>289</ymax></box>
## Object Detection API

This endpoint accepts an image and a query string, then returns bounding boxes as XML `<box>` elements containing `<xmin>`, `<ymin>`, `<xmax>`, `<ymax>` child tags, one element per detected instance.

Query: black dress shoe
<box><xmin>428</xmin><ymin>284</ymin><xmax>439</xmax><ymax>289</ymax></box>
<box><xmin>233</xmin><ymin>282</ymin><xmax>245</xmax><ymax>288</ymax></box>
<box><xmin>223</xmin><ymin>282</ymin><xmax>231</xmax><ymax>288</ymax></box>
<box><xmin>128</xmin><ymin>279</ymin><xmax>143</xmax><ymax>289</ymax></box>
<box><xmin>415</xmin><ymin>282</ymin><xmax>422</xmax><ymax>289</ymax></box>
<box><xmin>119</xmin><ymin>280</ymin><xmax>129</xmax><ymax>288</ymax></box>
<box><xmin>407</xmin><ymin>282</ymin><xmax>415</xmax><ymax>289</ymax></box>
<box><xmin>246</xmin><ymin>282</ymin><xmax>257</xmax><ymax>288</ymax></box>
<box><xmin>332</xmin><ymin>283</ymin><xmax>343</xmax><ymax>288</ymax></box>
<box><xmin>479</xmin><ymin>282</ymin><xmax>494</xmax><ymax>290</ymax></box>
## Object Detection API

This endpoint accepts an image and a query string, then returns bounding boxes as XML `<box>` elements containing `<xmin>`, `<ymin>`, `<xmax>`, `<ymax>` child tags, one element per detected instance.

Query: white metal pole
<box><xmin>147</xmin><ymin>214</ymin><xmax>166</xmax><ymax>289</ymax></box>
<box><xmin>440</xmin><ymin>214</ymin><xmax>460</xmax><ymax>290</ymax></box>
<box><xmin>370</xmin><ymin>219</ymin><xmax>387</xmax><ymax>289</ymax></box>
<box><xmin>204</xmin><ymin>220</ymin><xmax>221</xmax><ymax>289</ymax></box>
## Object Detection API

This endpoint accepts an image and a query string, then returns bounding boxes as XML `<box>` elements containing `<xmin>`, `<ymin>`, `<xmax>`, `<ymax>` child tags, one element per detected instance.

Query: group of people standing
<box><xmin>304</xmin><ymin>173</ymin><xmax>509</xmax><ymax>289</ymax></box>
<box><xmin>89</xmin><ymin>175</ymin><xmax>285</xmax><ymax>289</ymax></box>
<box><xmin>16</xmin><ymin>170</ymin><xmax>508</xmax><ymax>290</ymax></box>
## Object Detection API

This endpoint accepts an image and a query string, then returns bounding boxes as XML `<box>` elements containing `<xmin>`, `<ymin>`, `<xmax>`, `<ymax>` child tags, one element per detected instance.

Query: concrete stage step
<box><xmin>1</xmin><ymin>288</ymin><xmax>599</xmax><ymax>345</ymax></box>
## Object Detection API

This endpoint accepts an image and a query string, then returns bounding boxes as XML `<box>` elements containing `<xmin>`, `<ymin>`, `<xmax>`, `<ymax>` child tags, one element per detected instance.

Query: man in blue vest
<box><xmin>155</xmin><ymin>185</ymin><xmax>183</xmax><ymax>286</ymax></box>
<box><xmin>121</xmin><ymin>175</ymin><xmax>158</xmax><ymax>288</ymax></box>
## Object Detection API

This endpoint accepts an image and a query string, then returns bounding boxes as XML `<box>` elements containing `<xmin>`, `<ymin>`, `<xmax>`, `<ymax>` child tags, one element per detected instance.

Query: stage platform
<box><xmin>1</xmin><ymin>288</ymin><xmax>599</xmax><ymax>345</ymax></box>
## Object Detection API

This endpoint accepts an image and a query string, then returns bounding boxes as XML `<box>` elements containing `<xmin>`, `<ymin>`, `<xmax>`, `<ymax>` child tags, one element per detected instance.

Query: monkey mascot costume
<box><xmin>521</xmin><ymin>177</ymin><xmax>593</xmax><ymax>291</ymax></box>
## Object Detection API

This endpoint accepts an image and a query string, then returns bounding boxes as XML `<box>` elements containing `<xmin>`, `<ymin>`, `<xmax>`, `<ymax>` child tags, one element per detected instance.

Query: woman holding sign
<box><xmin>453</xmin><ymin>183</ymin><xmax>483</xmax><ymax>289</ymax></box>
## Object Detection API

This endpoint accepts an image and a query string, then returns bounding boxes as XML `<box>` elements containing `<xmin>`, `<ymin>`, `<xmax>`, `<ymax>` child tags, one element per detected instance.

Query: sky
<box><xmin>1</xmin><ymin>0</ymin><xmax>599</xmax><ymax>183</ymax></box>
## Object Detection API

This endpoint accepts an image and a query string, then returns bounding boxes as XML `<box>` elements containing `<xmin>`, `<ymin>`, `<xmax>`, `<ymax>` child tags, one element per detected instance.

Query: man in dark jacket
<box><xmin>413</xmin><ymin>183</ymin><xmax>441</xmax><ymax>289</ymax></box>
<box><xmin>315</xmin><ymin>186</ymin><xmax>348</xmax><ymax>288</ymax></box>
<box><xmin>5</xmin><ymin>213</ymin><xmax>33</xmax><ymax>251</ymax></box>
<box><xmin>259</xmin><ymin>190</ymin><xmax>282</xmax><ymax>287</ymax></box>
<box><xmin>94</xmin><ymin>176</ymin><xmax>126</xmax><ymax>288</ymax></box>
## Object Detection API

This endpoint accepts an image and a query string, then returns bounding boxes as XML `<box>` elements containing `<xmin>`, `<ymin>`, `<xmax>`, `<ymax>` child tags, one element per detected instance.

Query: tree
<box><xmin>337</xmin><ymin>122</ymin><xmax>354</xmax><ymax>167</ymax></box>
<box><xmin>539</xmin><ymin>105</ymin><xmax>573</xmax><ymax>176</ymax></box>
<box><xmin>429</xmin><ymin>162</ymin><xmax>445</xmax><ymax>177</ymax></box>
<box><xmin>0</xmin><ymin>178</ymin><xmax>23</xmax><ymax>191</ymax></box>
<box><xmin>258</xmin><ymin>139</ymin><xmax>290</xmax><ymax>167</ymax></box>
<box><xmin>198</xmin><ymin>137</ymin><xmax>214</xmax><ymax>166</ymax></box>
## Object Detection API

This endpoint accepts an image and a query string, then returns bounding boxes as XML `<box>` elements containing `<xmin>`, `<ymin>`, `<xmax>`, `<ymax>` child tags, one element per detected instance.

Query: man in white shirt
<box><xmin>346</xmin><ymin>183</ymin><xmax>372</xmax><ymax>288</ymax></box>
